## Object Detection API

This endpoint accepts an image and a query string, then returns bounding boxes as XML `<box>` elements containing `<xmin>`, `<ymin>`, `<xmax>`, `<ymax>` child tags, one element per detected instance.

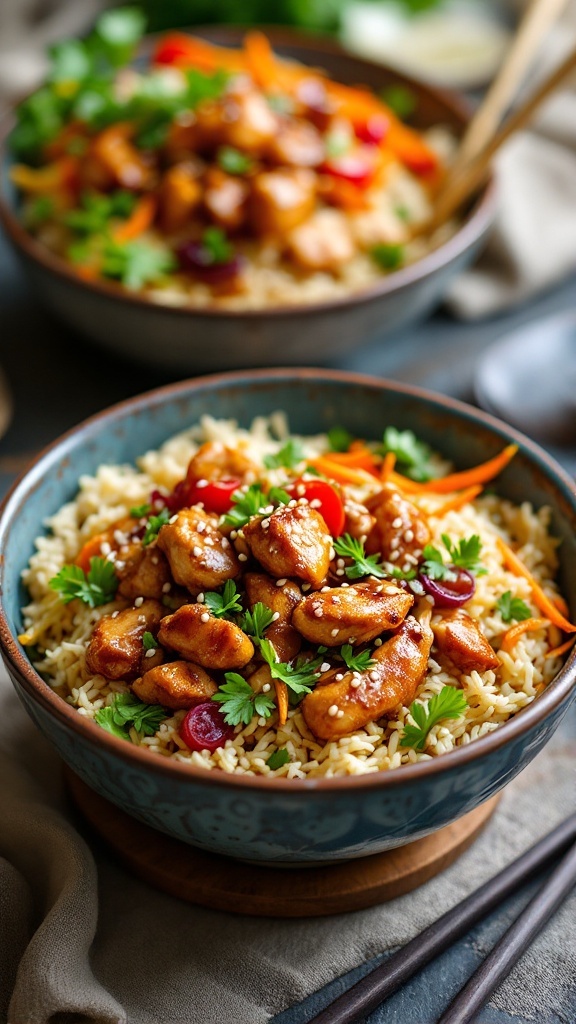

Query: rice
<box><xmin>19</xmin><ymin>414</ymin><xmax>566</xmax><ymax>778</ymax></box>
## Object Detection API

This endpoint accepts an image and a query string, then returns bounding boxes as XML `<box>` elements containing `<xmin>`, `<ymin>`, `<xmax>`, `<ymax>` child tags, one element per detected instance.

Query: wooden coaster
<box><xmin>65</xmin><ymin>769</ymin><xmax>500</xmax><ymax>918</ymax></box>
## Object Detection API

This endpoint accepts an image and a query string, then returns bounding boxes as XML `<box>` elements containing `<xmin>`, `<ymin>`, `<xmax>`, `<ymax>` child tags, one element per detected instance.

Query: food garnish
<box><xmin>496</xmin><ymin>591</ymin><xmax>531</xmax><ymax>623</ymax></box>
<box><xmin>340</xmin><ymin>644</ymin><xmax>375</xmax><ymax>673</ymax></box>
<box><xmin>212</xmin><ymin>673</ymin><xmax>276</xmax><ymax>726</ymax></box>
<box><xmin>204</xmin><ymin>579</ymin><xmax>244</xmax><ymax>619</ymax></box>
<box><xmin>259</xmin><ymin>639</ymin><xmax>322</xmax><ymax>695</ymax></box>
<box><xmin>333</xmin><ymin>534</ymin><xmax>388</xmax><ymax>579</ymax></box>
<box><xmin>142</xmin><ymin>631</ymin><xmax>159</xmax><ymax>650</ymax></box>
<box><xmin>239</xmin><ymin>602</ymin><xmax>276</xmax><ymax>640</ymax></box>
<box><xmin>400</xmin><ymin>686</ymin><xmax>468</xmax><ymax>750</ymax></box>
<box><xmin>142</xmin><ymin>508</ymin><xmax>170</xmax><ymax>545</ymax></box>
<box><xmin>381</xmin><ymin>426</ymin><xmax>436</xmax><ymax>483</ymax></box>
<box><xmin>263</xmin><ymin>438</ymin><xmax>305</xmax><ymax>470</ymax></box>
<box><xmin>421</xmin><ymin>535</ymin><xmax>486</xmax><ymax>579</ymax></box>
<box><xmin>95</xmin><ymin>692</ymin><xmax>166</xmax><ymax>739</ymax></box>
<box><xmin>267</xmin><ymin>748</ymin><xmax>290</xmax><ymax>769</ymax></box>
<box><xmin>49</xmin><ymin>557</ymin><xmax>118</xmax><ymax>607</ymax></box>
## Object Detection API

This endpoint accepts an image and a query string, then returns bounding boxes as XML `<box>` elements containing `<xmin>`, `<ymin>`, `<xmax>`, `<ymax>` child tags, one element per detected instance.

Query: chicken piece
<box><xmin>157</xmin><ymin>508</ymin><xmax>240</xmax><ymax>593</ymax></box>
<box><xmin>244</xmin><ymin>572</ymin><xmax>302</xmax><ymax>661</ymax></box>
<box><xmin>158</xmin><ymin>604</ymin><xmax>254</xmax><ymax>670</ymax></box>
<box><xmin>159</xmin><ymin>162</ymin><xmax>202</xmax><ymax>233</ymax></box>
<box><xmin>117</xmin><ymin>543</ymin><xmax>172</xmax><ymax>601</ymax></box>
<box><xmin>185</xmin><ymin>441</ymin><xmax>258</xmax><ymax>487</ymax></box>
<box><xmin>85</xmin><ymin>600</ymin><xmax>164</xmax><ymax>681</ymax></box>
<box><xmin>350</xmin><ymin>207</ymin><xmax>406</xmax><ymax>248</ymax></box>
<box><xmin>302</xmin><ymin>615</ymin><xmax>433</xmax><ymax>741</ymax></box>
<box><xmin>243</xmin><ymin>505</ymin><xmax>332</xmax><ymax>589</ymax></box>
<box><xmin>204</xmin><ymin>167</ymin><xmax>250</xmax><ymax>232</ymax></box>
<box><xmin>366</xmin><ymin>485</ymin><xmax>430</xmax><ymax>564</ymax></box>
<box><xmin>342</xmin><ymin>496</ymin><xmax>376</xmax><ymax>541</ymax></box>
<box><xmin>195</xmin><ymin>89</ymin><xmax>277</xmax><ymax>155</ymax></box>
<box><xmin>164</xmin><ymin>114</ymin><xmax>201</xmax><ymax>163</ymax></box>
<box><xmin>292</xmin><ymin>578</ymin><xmax>413</xmax><ymax>647</ymax></box>
<box><xmin>286</xmin><ymin>209</ymin><xmax>355</xmax><ymax>272</ymax></box>
<box><xmin>250</xmin><ymin>169</ymin><xmax>316</xmax><ymax>236</ymax></box>
<box><xmin>433</xmin><ymin>610</ymin><xmax>500</xmax><ymax>674</ymax></box>
<box><xmin>132</xmin><ymin>660</ymin><xmax>217</xmax><ymax>710</ymax></box>
<box><xmin>90</xmin><ymin>123</ymin><xmax>154</xmax><ymax>191</ymax></box>
<box><xmin>266</xmin><ymin>119</ymin><xmax>324</xmax><ymax>167</ymax></box>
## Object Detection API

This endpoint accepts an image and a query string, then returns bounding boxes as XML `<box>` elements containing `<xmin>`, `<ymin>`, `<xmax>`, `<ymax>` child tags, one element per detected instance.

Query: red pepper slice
<box><xmin>153</xmin><ymin>34</ymin><xmax>199</xmax><ymax>66</ymax></box>
<box><xmin>286</xmin><ymin>479</ymin><xmax>345</xmax><ymax>537</ymax></box>
<box><xmin>187</xmin><ymin>476</ymin><xmax>241</xmax><ymax>515</ymax></box>
<box><xmin>321</xmin><ymin>149</ymin><xmax>376</xmax><ymax>189</ymax></box>
<box><xmin>354</xmin><ymin>114</ymin><xmax>390</xmax><ymax>145</ymax></box>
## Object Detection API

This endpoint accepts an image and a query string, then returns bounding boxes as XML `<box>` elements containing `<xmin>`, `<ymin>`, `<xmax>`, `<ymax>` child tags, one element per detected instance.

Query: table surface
<box><xmin>0</xmin><ymin>229</ymin><xmax>574</xmax><ymax>1024</ymax></box>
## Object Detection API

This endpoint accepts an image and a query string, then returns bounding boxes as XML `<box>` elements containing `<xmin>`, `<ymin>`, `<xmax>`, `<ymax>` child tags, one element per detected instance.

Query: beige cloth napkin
<box><xmin>1</xmin><ymin>658</ymin><xmax>575</xmax><ymax>1024</ymax></box>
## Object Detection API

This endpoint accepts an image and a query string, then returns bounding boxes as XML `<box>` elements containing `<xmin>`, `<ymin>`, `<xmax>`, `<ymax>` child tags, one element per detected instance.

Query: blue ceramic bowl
<box><xmin>0</xmin><ymin>28</ymin><xmax>496</xmax><ymax>373</ymax></box>
<box><xmin>0</xmin><ymin>369</ymin><xmax>575</xmax><ymax>865</ymax></box>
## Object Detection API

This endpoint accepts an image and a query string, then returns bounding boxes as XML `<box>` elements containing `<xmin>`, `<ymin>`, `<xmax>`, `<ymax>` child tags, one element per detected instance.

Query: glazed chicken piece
<box><xmin>433</xmin><ymin>610</ymin><xmax>500</xmax><ymax>674</ymax></box>
<box><xmin>157</xmin><ymin>508</ymin><xmax>239</xmax><ymax>593</ymax></box>
<box><xmin>366</xmin><ymin>484</ymin><xmax>430</xmax><ymax>564</ymax></box>
<box><xmin>195</xmin><ymin>88</ymin><xmax>277</xmax><ymax>156</ymax></box>
<box><xmin>243</xmin><ymin>504</ymin><xmax>332</xmax><ymax>589</ymax></box>
<box><xmin>159</xmin><ymin>162</ymin><xmax>202</xmax><ymax>233</ymax></box>
<box><xmin>302</xmin><ymin>615</ymin><xmax>433</xmax><ymax>741</ymax></box>
<box><xmin>292</xmin><ymin>578</ymin><xmax>413</xmax><ymax>647</ymax></box>
<box><xmin>117</xmin><ymin>543</ymin><xmax>172</xmax><ymax>602</ymax></box>
<box><xmin>244</xmin><ymin>572</ymin><xmax>302</xmax><ymax>661</ymax></box>
<box><xmin>132</xmin><ymin>660</ymin><xmax>217</xmax><ymax>710</ymax></box>
<box><xmin>204</xmin><ymin>167</ymin><xmax>250</xmax><ymax>232</ymax></box>
<box><xmin>89</xmin><ymin>123</ymin><xmax>154</xmax><ymax>191</ymax></box>
<box><xmin>185</xmin><ymin>441</ymin><xmax>258</xmax><ymax>487</ymax></box>
<box><xmin>266</xmin><ymin>119</ymin><xmax>325</xmax><ymax>167</ymax></box>
<box><xmin>158</xmin><ymin>603</ymin><xmax>254</xmax><ymax>670</ymax></box>
<box><xmin>342</xmin><ymin>496</ymin><xmax>376</xmax><ymax>541</ymax></box>
<box><xmin>250</xmin><ymin>168</ymin><xmax>316</xmax><ymax>236</ymax></box>
<box><xmin>85</xmin><ymin>600</ymin><xmax>164</xmax><ymax>681</ymax></box>
<box><xmin>286</xmin><ymin>209</ymin><xmax>355</xmax><ymax>272</ymax></box>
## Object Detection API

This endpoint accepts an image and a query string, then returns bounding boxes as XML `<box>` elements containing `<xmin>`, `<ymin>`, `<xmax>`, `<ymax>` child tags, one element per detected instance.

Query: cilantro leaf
<box><xmin>267</xmin><ymin>748</ymin><xmax>290</xmax><ymax>770</ymax></box>
<box><xmin>212</xmin><ymin>673</ymin><xmax>275</xmax><ymax>727</ymax></box>
<box><xmin>371</xmin><ymin>244</ymin><xmax>405</xmax><ymax>271</ymax></box>
<box><xmin>441</xmin><ymin>534</ymin><xmax>486</xmax><ymax>576</ymax></box>
<box><xmin>333</xmin><ymin>534</ymin><xmax>387</xmax><ymax>580</ymax></box>
<box><xmin>142</xmin><ymin>508</ymin><xmax>170</xmax><ymax>546</ymax></box>
<box><xmin>327</xmin><ymin>426</ymin><xmax>353</xmax><ymax>453</ymax></box>
<box><xmin>268</xmin><ymin>486</ymin><xmax>291</xmax><ymax>505</ymax></box>
<box><xmin>381</xmin><ymin>427</ymin><xmax>435</xmax><ymax>482</ymax></box>
<box><xmin>264</xmin><ymin>438</ymin><xmax>305</xmax><ymax>470</ymax></box>
<box><xmin>340</xmin><ymin>644</ymin><xmax>375</xmax><ymax>673</ymax></box>
<box><xmin>102</xmin><ymin>239</ymin><xmax>176</xmax><ymax>290</ymax></box>
<box><xmin>94</xmin><ymin>7</ymin><xmax>146</xmax><ymax>67</ymax></box>
<box><xmin>49</xmin><ymin>557</ymin><xmax>118</xmax><ymax>607</ymax></box>
<box><xmin>95</xmin><ymin>692</ymin><xmax>166</xmax><ymax>739</ymax></box>
<box><xmin>204</xmin><ymin>579</ymin><xmax>243</xmax><ymax>619</ymax></box>
<box><xmin>496</xmin><ymin>591</ymin><xmax>532</xmax><ymax>623</ymax></box>
<box><xmin>400</xmin><ymin>686</ymin><xmax>468</xmax><ymax>751</ymax></box>
<box><xmin>130</xmin><ymin>503</ymin><xmax>151</xmax><ymax>518</ymax></box>
<box><xmin>420</xmin><ymin>543</ymin><xmax>455</xmax><ymax>582</ymax></box>
<box><xmin>221</xmin><ymin>484</ymin><xmax>289</xmax><ymax>529</ymax></box>
<box><xmin>259</xmin><ymin>639</ymin><xmax>322</xmax><ymax>695</ymax></box>
<box><xmin>217</xmin><ymin>146</ymin><xmax>253</xmax><ymax>175</ymax></box>
<box><xmin>201</xmin><ymin>227</ymin><xmax>233</xmax><ymax>265</ymax></box>
<box><xmin>142</xmin><ymin>631</ymin><xmax>158</xmax><ymax>651</ymax></box>
<box><xmin>241</xmin><ymin>602</ymin><xmax>276</xmax><ymax>640</ymax></box>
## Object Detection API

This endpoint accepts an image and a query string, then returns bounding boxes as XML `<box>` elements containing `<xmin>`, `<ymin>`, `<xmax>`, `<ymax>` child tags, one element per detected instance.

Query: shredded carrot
<box><xmin>496</xmin><ymin>537</ymin><xmax>576</xmax><ymax>633</ymax></box>
<box><xmin>381</xmin><ymin>451</ymin><xmax>396</xmax><ymax>481</ymax></box>
<box><xmin>154</xmin><ymin>33</ymin><xmax>246</xmax><ymax>72</ymax></box>
<box><xmin>309</xmin><ymin>457</ymin><xmax>376</xmax><ymax>486</ymax></box>
<box><xmin>545</xmin><ymin>637</ymin><xmax>576</xmax><ymax>660</ymax></box>
<box><xmin>323</xmin><ymin>448</ymin><xmax>379</xmax><ymax>473</ymax></box>
<box><xmin>75</xmin><ymin>515</ymin><xmax>135</xmax><ymax>573</ymax></box>
<box><xmin>114</xmin><ymin>195</ymin><xmax>156</xmax><ymax>242</ymax></box>
<box><xmin>499</xmin><ymin>617</ymin><xmax>549</xmax><ymax>654</ymax></box>
<box><xmin>387</xmin><ymin>470</ymin><xmax>425</xmax><ymax>493</ymax></box>
<box><xmin>417</xmin><ymin>444</ymin><xmax>519</xmax><ymax>494</ymax></box>
<box><xmin>274</xmin><ymin>680</ymin><xmax>288</xmax><ymax>727</ymax></box>
<box><xmin>10</xmin><ymin>157</ymin><xmax>76</xmax><ymax>194</ymax></box>
<box><xmin>553</xmin><ymin>593</ymin><xmax>570</xmax><ymax>617</ymax></box>
<box><xmin>244</xmin><ymin>31</ymin><xmax>277</xmax><ymax>89</ymax></box>
<box><xmin>431</xmin><ymin>485</ymin><xmax>484</xmax><ymax>518</ymax></box>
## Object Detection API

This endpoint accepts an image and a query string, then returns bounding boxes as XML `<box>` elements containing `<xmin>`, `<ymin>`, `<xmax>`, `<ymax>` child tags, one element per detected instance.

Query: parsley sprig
<box><xmin>259</xmin><ymin>639</ymin><xmax>322</xmax><ymax>696</ymax></box>
<box><xmin>204</xmin><ymin>580</ymin><xmax>243</xmax><ymax>619</ymax></box>
<box><xmin>212</xmin><ymin>674</ymin><xmax>275</xmax><ymax>727</ymax></box>
<box><xmin>49</xmin><ymin>557</ymin><xmax>118</xmax><ymax>607</ymax></box>
<box><xmin>263</xmin><ymin>438</ymin><xmax>306</xmax><ymax>470</ymax></box>
<box><xmin>421</xmin><ymin>535</ymin><xmax>486</xmax><ymax>581</ymax></box>
<box><xmin>102</xmin><ymin>239</ymin><xmax>176</xmax><ymax>291</ymax></box>
<box><xmin>400</xmin><ymin>686</ymin><xmax>468</xmax><ymax>751</ymax></box>
<box><xmin>142</xmin><ymin>508</ymin><xmax>170</xmax><ymax>546</ymax></box>
<box><xmin>267</xmin><ymin>748</ymin><xmax>290</xmax><ymax>770</ymax></box>
<box><xmin>381</xmin><ymin>427</ymin><xmax>436</xmax><ymax>483</ymax></box>
<box><xmin>240</xmin><ymin>602</ymin><xmax>276</xmax><ymax>640</ymax></box>
<box><xmin>327</xmin><ymin>426</ymin><xmax>353</xmax><ymax>453</ymax></box>
<box><xmin>217</xmin><ymin>146</ymin><xmax>254</xmax><ymax>175</ymax></box>
<box><xmin>340</xmin><ymin>644</ymin><xmax>375</xmax><ymax>673</ymax></box>
<box><xmin>95</xmin><ymin>692</ymin><xmax>167</xmax><ymax>740</ymax></box>
<box><xmin>333</xmin><ymin>534</ymin><xmax>387</xmax><ymax>580</ymax></box>
<box><xmin>496</xmin><ymin>592</ymin><xmax>531</xmax><ymax>623</ymax></box>
<box><xmin>221</xmin><ymin>484</ymin><xmax>289</xmax><ymax>529</ymax></box>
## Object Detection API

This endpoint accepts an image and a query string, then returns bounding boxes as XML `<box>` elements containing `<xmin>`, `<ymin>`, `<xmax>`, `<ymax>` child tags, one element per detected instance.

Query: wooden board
<box><xmin>65</xmin><ymin>769</ymin><xmax>500</xmax><ymax>918</ymax></box>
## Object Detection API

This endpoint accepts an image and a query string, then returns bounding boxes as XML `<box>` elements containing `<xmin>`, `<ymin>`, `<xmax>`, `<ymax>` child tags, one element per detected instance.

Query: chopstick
<box><xmin>437</xmin><ymin>836</ymin><xmax>576</xmax><ymax>1024</ymax></box>
<box><xmin>305</xmin><ymin>812</ymin><xmax>576</xmax><ymax>1024</ymax></box>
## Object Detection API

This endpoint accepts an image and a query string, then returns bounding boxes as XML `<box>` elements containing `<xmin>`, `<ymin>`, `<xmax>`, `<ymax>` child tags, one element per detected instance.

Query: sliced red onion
<box><xmin>180</xmin><ymin>702</ymin><xmax>235</xmax><ymax>753</ymax></box>
<box><xmin>420</xmin><ymin>568</ymin><xmax>476</xmax><ymax>608</ymax></box>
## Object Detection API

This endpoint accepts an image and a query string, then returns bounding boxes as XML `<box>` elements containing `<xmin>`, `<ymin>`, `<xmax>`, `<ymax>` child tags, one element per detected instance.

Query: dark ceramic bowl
<box><xmin>0</xmin><ymin>28</ymin><xmax>496</xmax><ymax>373</ymax></box>
<box><xmin>0</xmin><ymin>369</ymin><xmax>575</xmax><ymax>865</ymax></box>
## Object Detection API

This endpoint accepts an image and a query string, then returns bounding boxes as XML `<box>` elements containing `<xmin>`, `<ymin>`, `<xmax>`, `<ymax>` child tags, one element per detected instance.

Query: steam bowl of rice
<box><xmin>0</xmin><ymin>24</ymin><xmax>496</xmax><ymax>372</ymax></box>
<box><xmin>1</xmin><ymin>368</ymin><xmax>575</xmax><ymax>866</ymax></box>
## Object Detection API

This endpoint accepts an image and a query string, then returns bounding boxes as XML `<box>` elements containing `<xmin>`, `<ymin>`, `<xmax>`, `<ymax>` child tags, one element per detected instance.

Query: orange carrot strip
<box><xmin>244</xmin><ymin>30</ymin><xmax>277</xmax><ymax>89</ymax></box>
<box><xmin>113</xmin><ymin>195</ymin><xmax>156</xmax><ymax>242</ymax></box>
<box><xmin>381</xmin><ymin>451</ymin><xmax>396</xmax><ymax>481</ymax></box>
<box><xmin>274</xmin><ymin>680</ymin><xmax>289</xmax><ymax>728</ymax></box>
<box><xmin>387</xmin><ymin>471</ymin><xmax>426</xmax><ymax>493</ymax></box>
<box><xmin>545</xmin><ymin>637</ymin><xmax>576</xmax><ymax>659</ymax></box>
<box><xmin>553</xmin><ymin>594</ymin><xmax>570</xmax><ymax>617</ymax></box>
<box><xmin>153</xmin><ymin>33</ymin><xmax>246</xmax><ymax>72</ymax></box>
<box><xmin>10</xmin><ymin>158</ymin><xmax>75</xmax><ymax>194</ymax></box>
<box><xmin>431</xmin><ymin>485</ymin><xmax>484</xmax><ymax>518</ymax></box>
<box><xmin>324</xmin><ymin>449</ymin><xmax>379</xmax><ymax>473</ymax></box>
<box><xmin>418</xmin><ymin>444</ymin><xmax>519</xmax><ymax>494</ymax></box>
<box><xmin>310</xmin><ymin>457</ymin><xmax>376</xmax><ymax>486</ymax></box>
<box><xmin>499</xmin><ymin>617</ymin><xmax>549</xmax><ymax>654</ymax></box>
<box><xmin>496</xmin><ymin>537</ymin><xmax>576</xmax><ymax>633</ymax></box>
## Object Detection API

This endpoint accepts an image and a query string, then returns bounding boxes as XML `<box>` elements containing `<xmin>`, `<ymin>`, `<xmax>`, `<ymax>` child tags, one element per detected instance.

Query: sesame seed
<box><xmin>200</xmin><ymin>612</ymin><xmax>210</xmax><ymax>623</ymax></box>
<box><xmin>310</xmin><ymin>498</ymin><xmax>322</xmax><ymax>509</ymax></box>
<box><xmin>195</xmin><ymin>479</ymin><xmax>208</xmax><ymax>488</ymax></box>
<box><xmin>272</xmin><ymin>611</ymin><xmax>280</xmax><ymax>621</ymax></box>
<box><xmin>196</xmin><ymin>521</ymin><xmax>206</xmax><ymax>533</ymax></box>
<box><xmin>402</xmin><ymin>563</ymin><xmax>412</xmax><ymax>573</ymax></box>
<box><xmin>105</xmin><ymin>552</ymin><xmax>116</xmax><ymax>563</ymax></box>
<box><xmin>328</xmin><ymin>704</ymin><xmax>339</xmax><ymax>717</ymax></box>
<box><xmin>258</xmin><ymin>717</ymin><xmax>267</xmax><ymax>727</ymax></box>
<box><xmin>392</xmin><ymin>517</ymin><xmax>403</xmax><ymax>529</ymax></box>
<box><xmin>350</xmin><ymin>678</ymin><xmax>361</xmax><ymax>689</ymax></box>
<box><xmin>336</xmin><ymin>710</ymin><xmax>345</xmax><ymax>719</ymax></box>
<box><xmin>320</xmin><ymin>662</ymin><xmax>330</xmax><ymax>673</ymax></box>
<box><xmin>276</xmin><ymin>578</ymin><xmax>287</xmax><ymax>587</ymax></box>
<box><xmin>314</xmin><ymin>608</ymin><xmax>323</xmax><ymax>618</ymax></box>
<box><xmin>336</xmin><ymin>569</ymin><xmax>345</xmax><ymax>576</ymax></box>
<box><xmin>320</xmin><ymin>586</ymin><xmax>330</xmax><ymax>593</ymax></box>
<box><xmin>261</xmin><ymin>518</ymin><xmax>271</xmax><ymax>529</ymax></box>
<box><xmin>390</xmin><ymin>537</ymin><xmax>400</xmax><ymax>550</ymax></box>
<box><xmin>389</xmin><ymin>550</ymin><xmax>400</xmax><ymax>562</ymax></box>
<box><xmin>409</xmin><ymin>579</ymin><xmax>425</xmax><ymax>596</ymax></box>
<box><xmin>341</xmin><ymin>582</ymin><xmax>350</xmax><ymax>588</ymax></box>
<box><xmin>369</xmin><ymin>671</ymin><xmax>379</xmax><ymax>682</ymax></box>
<box><xmin>404</xmin><ymin>529</ymin><xmax>414</xmax><ymax>543</ymax></box>
<box><xmin>238</xmin><ymin>553</ymin><xmax>248</xmax><ymax>562</ymax></box>
<box><xmin>134</xmin><ymin>597</ymin><xmax>144</xmax><ymax>607</ymax></box>
<box><xmin>262</xmin><ymin>683</ymin><xmax>271</xmax><ymax>693</ymax></box>
<box><xmin>347</xmin><ymin>588</ymin><xmax>357</xmax><ymax>596</ymax></box>
<box><xmin>138</xmin><ymin>615</ymin><xmax>146</xmax><ymax>624</ymax></box>
<box><xmin>348</xmin><ymin>636</ymin><xmax>356</xmax><ymax>644</ymax></box>
<box><xmin>288</xmin><ymin>499</ymin><xmax>298</xmax><ymax>508</ymax></box>
<box><xmin>332</xmin><ymin>596</ymin><xmax>340</xmax><ymax>603</ymax></box>
<box><xmin>301</xmin><ymin>583</ymin><xmax>311</xmax><ymax>592</ymax></box>
<box><xmin>374</xmin><ymin>638</ymin><xmax>383</xmax><ymax>647</ymax></box>
<box><xmin>169</xmin><ymin>514</ymin><xmax>178</xmax><ymax>525</ymax></box>
<box><xmin>331</xmin><ymin>628</ymin><xmax>339</xmax><ymax>637</ymax></box>
<box><xmin>230</xmin><ymin>530</ymin><xmax>238</xmax><ymax>540</ymax></box>
<box><xmin>263</xmin><ymin>505</ymin><xmax>274</xmax><ymax>515</ymax></box>
<box><xmin>111</xmin><ymin>610</ymin><xmax>119</xmax><ymax>619</ymax></box>
<box><xmin>151</xmin><ymin>555</ymin><xmax>159</xmax><ymax>565</ymax></box>
<box><xmin>100</xmin><ymin>541</ymin><xmax>111</xmax><ymax>556</ymax></box>
<box><xmin>193</xmin><ymin>546</ymin><xmax>202</xmax><ymax>557</ymax></box>
<box><xmin>145</xmin><ymin>648</ymin><xmax>157</xmax><ymax>659</ymax></box>
<box><xmin>296</xmin><ymin>485</ymin><xmax>306</xmax><ymax>497</ymax></box>
<box><xmin>115</xmin><ymin>560</ymin><xmax>125</xmax><ymax>571</ymax></box>
<box><xmin>196</xmin><ymin>592</ymin><xmax>205</xmax><ymax>603</ymax></box>
<box><xmin>336</xmin><ymin>558</ymin><xmax>345</xmax><ymax>569</ymax></box>
<box><xmin>114</xmin><ymin>530</ymin><xmax>128</xmax><ymax>545</ymax></box>
<box><xmin>335</xmin><ymin>673</ymin><xmax>344</xmax><ymax>681</ymax></box>
<box><xmin>162</xmin><ymin>582</ymin><xmax>171</xmax><ymax>593</ymax></box>
<box><xmin>329</xmin><ymin>547</ymin><xmax>335</xmax><ymax>560</ymax></box>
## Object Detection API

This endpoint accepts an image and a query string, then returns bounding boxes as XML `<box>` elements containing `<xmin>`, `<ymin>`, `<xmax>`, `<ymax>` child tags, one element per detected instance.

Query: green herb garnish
<box><xmin>259</xmin><ymin>639</ymin><xmax>322</xmax><ymax>696</ymax></box>
<box><xmin>221</xmin><ymin>484</ymin><xmax>289</xmax><ymax>529</ymax></box>
<box><xmin>142</xmin><ymin>631</ymin><xmax>159</xmax><ymax>651</ymax></box>
<box><xmin>381</xmin><ymin>427</ymin><xmax>435</xmax><ymax>482</ymax></box>
<box><xmin>64</xmin><ymin>190</ymin><xmax>136</xmax><ymax>235</ymax></box>
<box><xmin>217</xmin><ymin>146</ymin><xmax>254</xmax><ymax>175</ymax></box>
<box><xmin>380</xmin><ymin>84</ymin><xmax>417</xmax><ymax>120</ymax></box>
<box><xmin>420</xmin><ymin>535</ymin><xmax>486</xmax><ymax>582</ymax></box>
<box><xmin>400</xmin><ymin>686</ymin><xmax>468</xmax><ymax>750</ymax></box>
<box><xmin>241</xmin><ymin>602</ymin><xmax>276</xmax><ymax>640</ymax></box>
<box><xmin>496</xmin><ymin>592</ymin><xmax>532</xmax><ymax>623</ymax></box>
<box><xmin>142</xmin><ymin>508</ymin><xmax>170</xmax><ymax>546</ymax></box>
<box><xmin>371</xmin><ymin>243</ymin><xmax>405</xmax><ymax>271</ymax></box>
<box><xmin>95</xmin><ymin>692</ymin><xmax>166</xmax><ymax>740</ymax></box>
<box><xmin>264</xmin><ymin>438</ymin><xmax>305</xmax><ymax>470</ymax></box>
<box><xmin>201</xmin><ymin>227</ymin><xmax>233</xmax><ymax>265</ymax></box>
<box><xmin>102</xmin><ymin>239</ymin><xmax>176</xmax><ymax>290</ymax></box>
<box><xmin>23</xmin><ymin>195</ymin><xmax>55</xmax><ymax>228</ymax></box>
<box><xmin>267</xmin><ymin>748</ymin><xmax>290</xmax><ymax>769</ymax></box>
<box><xmin>204</xmin><ymin>579</ymin><xmax>243</xmax><ymax>619</ymax></box>
<box><xmin>333</xmin><ymin>534</ymin><xmax>387</xmax><ymax>580</ymax></box>
<box><xmin>130</xmin><ymin>502</ymin><xmax>152</xmax><ymax>518</ymax></box>
<box><xmin>212</xmin><ymin>674</ymin><xmax>275</xmax><ymax>727</ymax></box>
<box><xmin>340</xmin><ymin>644</ymin><xmax>375</xmax><ymax>673</ymax></box>
<box><xmin>49</xmin><ymin>557</ymin><xmax>118</xmax><ymax>607</ymax></box>
<box><xmin>327</xmin><ymin>426</ymin><xmax>353</xmax><ymax>453</ymax></box>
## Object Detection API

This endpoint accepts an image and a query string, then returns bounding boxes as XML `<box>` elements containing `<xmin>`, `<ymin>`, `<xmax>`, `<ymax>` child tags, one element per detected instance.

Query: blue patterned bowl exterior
<box><xmin>1</xmin><ymin>370</ymin><xmax>575</xmax><ymax>864</ymax></box>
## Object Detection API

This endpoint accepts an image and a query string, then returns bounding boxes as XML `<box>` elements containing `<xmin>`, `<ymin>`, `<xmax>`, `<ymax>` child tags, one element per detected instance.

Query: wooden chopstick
<box><xmin>305</xmin><ymin>812</ymin><xmax>576</xmax><ymax>1024</ymax></box>
<box><xmin>438</xmin><ymin>836</ymin><xmax>576</xmax><ymax>1024</ymax></box>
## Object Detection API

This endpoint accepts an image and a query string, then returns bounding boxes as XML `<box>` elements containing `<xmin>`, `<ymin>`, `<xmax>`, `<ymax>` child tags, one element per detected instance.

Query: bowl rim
<box><xmin>0</xmin><ymin>26</ymin><xmax>497</xmax><ymax>322</ymax></box>
<box><xmin>0</xmin><ymin>366</ymin><xmax>575</xmax><ymax>792</ymax></box>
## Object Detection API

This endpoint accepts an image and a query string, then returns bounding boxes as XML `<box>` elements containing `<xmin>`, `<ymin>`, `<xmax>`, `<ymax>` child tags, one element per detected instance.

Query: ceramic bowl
<box><xmin>1</xmin><ymin>369</ymin><xmax>574</xmax><ymax>865</ymax></box>
<box><xmin>0</xmin><ymin>28</ymin><xmax>496</xmax><ymax>373</ymax></box>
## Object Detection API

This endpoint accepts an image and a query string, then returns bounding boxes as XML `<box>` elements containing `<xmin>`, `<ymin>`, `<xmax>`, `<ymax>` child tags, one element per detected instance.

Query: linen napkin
<box><xmin>1</xmin><ymin>655</ymin><xmax>575</xmax><ymax>1024</ymax></box>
